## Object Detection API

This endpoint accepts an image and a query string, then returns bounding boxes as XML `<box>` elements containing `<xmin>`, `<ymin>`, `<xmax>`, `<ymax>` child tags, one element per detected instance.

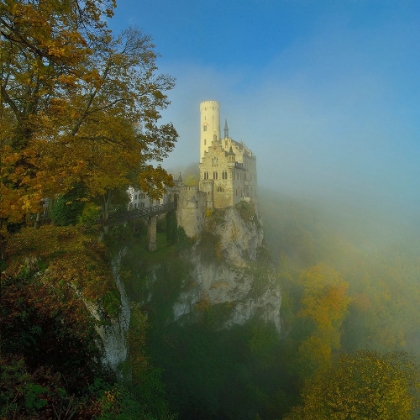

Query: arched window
<box><xmin>217</xmin><ymin>186</ymin><xmax>224</xmax><ymax>192</ymax></box>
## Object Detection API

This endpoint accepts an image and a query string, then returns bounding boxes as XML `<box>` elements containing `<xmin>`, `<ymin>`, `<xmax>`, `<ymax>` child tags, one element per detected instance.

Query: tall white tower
<box><xmin>200</xmin><ymin>100</ymin><xmax>220</xmax><ymax>162</ymax></box>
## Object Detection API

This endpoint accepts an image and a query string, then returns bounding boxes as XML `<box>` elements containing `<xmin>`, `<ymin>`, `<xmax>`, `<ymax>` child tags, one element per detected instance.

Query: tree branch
<box><xmin>1</xmin><ymin>83</ymin><xmax>21</xmax><ymax>122</ymax></box>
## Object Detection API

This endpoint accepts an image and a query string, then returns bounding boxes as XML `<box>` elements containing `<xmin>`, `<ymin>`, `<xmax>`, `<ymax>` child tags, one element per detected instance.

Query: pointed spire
<box><xmin>228</xmin><ymin>146</ymin><xmax>235</xmax><ymax>163</ymax></box>
<box><xmin>224</xmin><ymin>119</ymin><xmax>229</xmax><ymax>138</ymax></box>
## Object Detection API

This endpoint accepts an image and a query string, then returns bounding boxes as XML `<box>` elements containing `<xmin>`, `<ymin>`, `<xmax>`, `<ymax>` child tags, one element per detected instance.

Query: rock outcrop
<box><xmin>173</xmin><ymin>204</ymin><xmax>281</xmax><ymax>331</ymax></box>
<box><xmin>83</xmin><ymin>249</ymin><xmax>130</xmax><ymax>373</ymax></box>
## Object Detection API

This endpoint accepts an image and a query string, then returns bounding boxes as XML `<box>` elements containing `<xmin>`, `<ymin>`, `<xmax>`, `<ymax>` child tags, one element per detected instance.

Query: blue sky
<box><xmin>108</xmin><ymin>1</ymin><xmax>420</xmax><ymax>219</ymax></box>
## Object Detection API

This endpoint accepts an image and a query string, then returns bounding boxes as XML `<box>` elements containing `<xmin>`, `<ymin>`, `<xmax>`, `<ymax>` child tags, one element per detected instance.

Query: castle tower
<box><xmin>200</xmin><ymin>100</ymin><xmax>220</xmax><ymax>162</ymax></box>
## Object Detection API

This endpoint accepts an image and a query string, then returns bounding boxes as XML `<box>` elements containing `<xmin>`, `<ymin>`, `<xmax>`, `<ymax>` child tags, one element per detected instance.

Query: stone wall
<box><xmin>176</xmin><ymin>185</ymin><xmax>207</xmax><ymax>238</ymax></box>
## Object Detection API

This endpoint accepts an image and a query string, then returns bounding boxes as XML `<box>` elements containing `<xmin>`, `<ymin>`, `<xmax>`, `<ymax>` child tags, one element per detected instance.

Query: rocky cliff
<box><xmin>172</xmin><ymin>202</ymin><xmax>281</xmax><ymax>331</ymax></box>
<box><xmin>82</xmin><ymin>249</ymin><xmax>130</xmax><ymax>373</ymax></box>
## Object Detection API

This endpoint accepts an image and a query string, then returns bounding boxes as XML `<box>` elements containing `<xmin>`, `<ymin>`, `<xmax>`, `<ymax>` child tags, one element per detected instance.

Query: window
<box><xmin>203</xmin><ymin>172</ymin><xmax>209</xmax><ymax>180</ymax></box>
<box><xmin>213</xmin><ymin>171</ymin><xmax>218</xmax><ymax>180</ymax></box>
<box><xmin>217</xmin><ymin>186</ymin><xmax>224</xmax><ymax>192</ymax></box>
<box><xmin>222</xmin><ymin>171</ymin><xmax>228</xmax><ymax>179</ymax></box>
<box><xmin>203</xmin><ymin>125</ymin><xmax>207</xmax><ymax>131</ymax></box>
<box><xmin>204</xmin><ymin>139</ymin><xmax>206</xmax><ymax>145</ymax></box>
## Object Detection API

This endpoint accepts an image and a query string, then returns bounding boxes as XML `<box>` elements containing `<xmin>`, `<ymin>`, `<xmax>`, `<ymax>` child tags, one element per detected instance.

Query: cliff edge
<box><xmin>173</xmin><ymin>202</ymin><xmax>281</xmax><ymax>331</ymax></box>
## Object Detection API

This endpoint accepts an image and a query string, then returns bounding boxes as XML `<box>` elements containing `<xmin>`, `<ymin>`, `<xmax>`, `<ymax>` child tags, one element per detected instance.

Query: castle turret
<box><xmin>227</xmin><ymin>146</ymin><xmax>235</xmax><ymax>165</ymax></box>
<box><xmin>200</xmin><ymin>100</ymin><xmax>220</xmax><ymax>162</ymax></box>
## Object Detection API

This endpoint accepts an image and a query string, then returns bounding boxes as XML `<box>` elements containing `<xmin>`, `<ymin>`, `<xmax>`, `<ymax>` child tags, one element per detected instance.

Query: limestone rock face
<box><xmin>83</xmin><ymin>250</ymin><xmax>130</xmax><ymax>373</ymax></box>
<box><xmin>173</xmin><ymin>204</ymin><xmax>281</xmax><ymax>331</ymax></box>
<box><xmin>217</xmin><ymin>207</ymin><xmax>263</xmax><ymax>266</ymax></box>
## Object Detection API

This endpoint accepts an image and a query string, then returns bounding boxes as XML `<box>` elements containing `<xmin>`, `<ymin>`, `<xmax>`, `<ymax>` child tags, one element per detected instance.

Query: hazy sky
<box><xmin>108</xmin><ymin>1</ymin><xmax>420</xmax><ymax>218</ymax></box>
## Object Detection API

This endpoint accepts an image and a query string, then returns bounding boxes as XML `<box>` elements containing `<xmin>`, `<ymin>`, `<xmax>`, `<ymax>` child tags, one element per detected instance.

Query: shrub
<box><xmin>51</xmin><ymin>184</ymin><xmax>86</xmax><ymax>226</ymax></box>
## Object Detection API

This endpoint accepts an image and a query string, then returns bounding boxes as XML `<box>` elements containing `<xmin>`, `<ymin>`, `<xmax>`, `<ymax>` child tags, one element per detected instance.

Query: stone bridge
<box><xmin>104</xmin><ymin>202</ymin><xmax>177</xmax><ymax>251</ymax></box>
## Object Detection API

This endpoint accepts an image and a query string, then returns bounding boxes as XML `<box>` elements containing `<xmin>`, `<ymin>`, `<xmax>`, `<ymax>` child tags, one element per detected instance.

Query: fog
<box><xmin>107</xmin><ymin>1</ymin><xmax>420</xmax><ymax>228</ymax></box>
<box><xmin>159</xmin><ymin>25</ymin><xmax>419</xmax><ymax>229</ymax></box>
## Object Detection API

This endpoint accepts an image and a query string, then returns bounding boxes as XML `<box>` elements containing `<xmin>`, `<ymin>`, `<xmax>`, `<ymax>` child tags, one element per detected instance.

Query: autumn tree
<box><xmin>284</xmin><ymin>350</ymin><xmax>420</xmax><ymax>420</ymax></box>
<box><xmin>0</xmin><ymin>0</ymin><xmax>177</xmax><ymax>230</ymax></box>
<box><xmin>296</xmin><ymin>263</ymin><xmax>351</xmax><ymax>376</ymax></box>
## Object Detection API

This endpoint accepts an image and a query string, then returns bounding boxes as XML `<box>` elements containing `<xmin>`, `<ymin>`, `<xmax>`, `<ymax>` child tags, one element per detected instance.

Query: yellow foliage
<box><xmin>285</xmin><ymin>350</ymin><xmax>420</xmax><ymax>420</ymax></box>
<box><xmin>4</xmin><ymin>225</ymin><xmax>117</xmax><ymax>308</ymax></box>
<box><xmin>297</xmin><ymin>264</ymin><xmax>351</xmax><ymax>374</ymax></box>
<box><xmin>1</xmin><ymin>1</ymin><xmax>177</xmax><ymax>226</ymax></box>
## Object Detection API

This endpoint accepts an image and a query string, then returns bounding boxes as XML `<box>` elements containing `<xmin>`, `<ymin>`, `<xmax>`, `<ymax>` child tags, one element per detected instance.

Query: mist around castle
<box><xmin>2</xmin><ymin>1</ymin><xmax>420</xmax><ymax>419</ymax></box>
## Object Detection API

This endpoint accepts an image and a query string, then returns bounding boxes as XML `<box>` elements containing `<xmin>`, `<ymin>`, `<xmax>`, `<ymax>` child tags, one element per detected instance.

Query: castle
<box><xmin>176</xmin><ymin>101</ymin><xmax>258</xmax><ymax>237</ymax></box>
<box><xmin>129</xmin><ymin>100</ymin><xmax>258</xmax><ymax>238</ymax></box>
<box><xmin>198</xmin><ymin>100</ymin><xmax>257</xmax><ymax>210</ymax></box>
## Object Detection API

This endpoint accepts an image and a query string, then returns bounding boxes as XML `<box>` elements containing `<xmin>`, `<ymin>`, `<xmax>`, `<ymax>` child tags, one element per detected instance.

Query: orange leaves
<box><xmin>2</xmin><ymin>1</ymin><xmax>176</xmax><ymax>228</ymax></box>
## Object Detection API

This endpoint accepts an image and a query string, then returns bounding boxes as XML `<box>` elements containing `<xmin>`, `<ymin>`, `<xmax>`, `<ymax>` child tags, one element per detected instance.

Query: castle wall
<box><xmin>199</xmin><ymin>139</ymin><xmax>236</xmax><ymax>210</ymax></box>
<box><xmin>199</xmin><ymin>133</ymin><xmax>258</xmax><ymax>210</ymax></box>
<box><xmin>176</xmin><ymin>186</ymin><xmax>207</xmax><ymax>238</ymax></box>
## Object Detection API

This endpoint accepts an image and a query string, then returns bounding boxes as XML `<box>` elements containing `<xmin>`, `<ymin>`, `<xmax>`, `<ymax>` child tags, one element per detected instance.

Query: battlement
<box><xmin>180</xmin><ymin>185</ymin><xmax>199</xmax><ymax>191</ymax></box>
<box><xmin>200</xmin><ymin>100</ymin><xmax>220</xmax><ymax>110</ymax></box>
